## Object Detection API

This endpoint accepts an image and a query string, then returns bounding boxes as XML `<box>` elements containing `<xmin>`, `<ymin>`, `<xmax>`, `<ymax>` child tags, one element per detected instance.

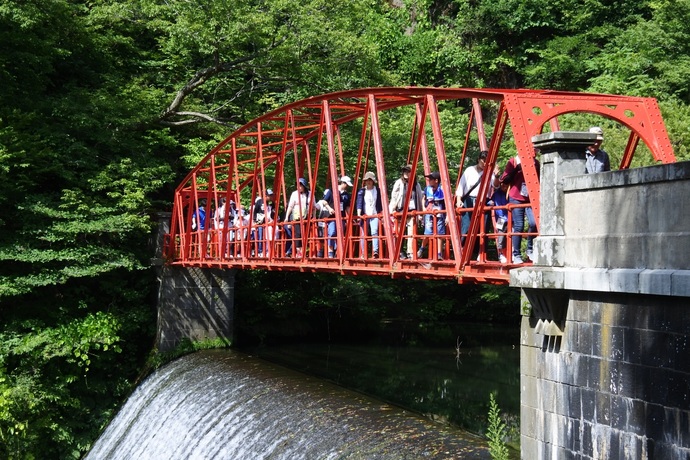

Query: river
<box><xmin>86</xmin><ymin>322</ymin><xmax>519</xmax><ymax>458</ymax></box>
<box><xmin>239</xmin><ymin>321</ymin><xmax>521</xmax><ymax>444</ymax></box>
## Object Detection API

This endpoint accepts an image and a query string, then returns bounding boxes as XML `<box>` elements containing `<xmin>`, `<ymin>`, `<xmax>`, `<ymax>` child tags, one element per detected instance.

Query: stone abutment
<box><xmin>513</xmin><ymin>133</ymin><xmax>690</xmax><ymax>459</ymax></box>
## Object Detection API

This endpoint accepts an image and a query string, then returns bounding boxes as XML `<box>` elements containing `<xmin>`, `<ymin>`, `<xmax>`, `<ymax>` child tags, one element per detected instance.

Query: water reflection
<box><xmin>240</xmin><ymin>322</ymin><xmax>520</xmax><ymax>440</ymax></box>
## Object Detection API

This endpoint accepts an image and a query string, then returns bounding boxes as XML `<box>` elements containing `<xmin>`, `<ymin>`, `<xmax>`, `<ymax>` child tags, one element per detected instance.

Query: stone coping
<box><xmin>510</xmin><ymin>266</ymin><xmax>690</xmax><ymax>297</ymax></box>
<box><xmin>564</xmin><ymin>159</ymin><xmax>690</xmax><ymax>192</ymax></box>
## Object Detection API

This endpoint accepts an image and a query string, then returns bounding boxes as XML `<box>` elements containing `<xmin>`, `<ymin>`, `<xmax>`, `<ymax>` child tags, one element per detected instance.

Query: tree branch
<box><xmin>160</xmin><ymin>53</ymin><xmax>259</xmax><ymax>120</ymax></box>
<box><xmin>160</xmin><ymin>36</ymin><xmax>288</xmax><ymax>127</ymax></box>
<box><xmin>159</xmin><ymin>111</ymin><xmax>231</xmax><ymax>126</ymax></box>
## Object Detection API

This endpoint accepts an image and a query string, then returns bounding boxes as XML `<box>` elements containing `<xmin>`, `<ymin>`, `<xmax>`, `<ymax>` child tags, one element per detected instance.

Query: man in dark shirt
<box><xmin>321</xmin><ymin>176</ymin><xmax>352</xmax><ymax>258</ymax></box>
<box><xmin>585</xmin><ymin>126</ymin><xmax>611</xmax><ymax>174</ymax></box>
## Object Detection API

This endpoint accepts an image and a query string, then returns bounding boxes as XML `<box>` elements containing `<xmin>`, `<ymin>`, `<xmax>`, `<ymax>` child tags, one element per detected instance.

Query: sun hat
<box><xmin>363</xmin><ymin>171</ymin><xmax>377</xmax><ymax>183</ymax></box>
<box><xmin>339</xmin><ymin>175</ymin><xmax>353</xmax><ymax>187</ymax></box>
<box><xmin>589</xmin><ymin>126</ymin><xmax>604</xmax><ymax>141</ymax></box>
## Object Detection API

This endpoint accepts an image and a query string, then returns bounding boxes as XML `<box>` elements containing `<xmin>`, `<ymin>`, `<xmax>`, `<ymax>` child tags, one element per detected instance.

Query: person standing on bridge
<box><xmin>319</xmin><ymin>176</ymin><xmax>353</xmax><ymax>258</ymax></box>
<box><xmin>356</xmin><ymin>171</ymin><xmax>383</xmax><ymax>258</ymax></box>
<box><xmin>418</xmin><ymin>171</ymin><xmax>447</xmax><ymax>260</ymax></box>
<box><xmin>212</xmin><ymin>197</ymin><xmax>228</xmax><ymax>258</ymax></box>
<box><xmin>490</xmin><ymin>181</ymin><xmax>510</xmax><ymax>264</ymax></box>
<box><xmin>192</xmin><ymin>199</ymin><xmax>207</xmax><ymax>232</ymax></box>
<box><xmin>389</xmin><ymin>164</ymin><xmax>423</xmax><ymax>260</ymax></box>
<box><xmin>253</xmin><ymin>189</ymin><xmax>276</xmax><ymax>258</ymax></box>
<box><xmin>191</xmin><ymin>198</ymin><xmax>207</xmax><ymax>258</ymax></box>
<box><xmin>585</xmin><ymin>126</ymin><xmax>611</xmax><ymax>174</ymax></box>
<box><xmin>456</xmin><ymin>151</ymin><xmax>494</xmax><ymax>260</ymax></box>
<box><xmin>285</xmin><ymin>177</ymin><xmax>312</xmax><ymax>258</ymax></box>
<box><xmin>498</xmin><ymin>153</ymin><xmax>540</xmax><ymax>264</ymax></box>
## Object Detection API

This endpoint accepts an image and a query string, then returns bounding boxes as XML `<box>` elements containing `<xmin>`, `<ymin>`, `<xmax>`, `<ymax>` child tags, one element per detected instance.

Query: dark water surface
<box><xmin>87</xmin><ymin>350</ymin><xmax>493</xmax><ymax>459</ymax></box>
<box><xmin>239</xmin><ymin>322</ymin><xmax>520</xmax><ymax>440</ymax></box>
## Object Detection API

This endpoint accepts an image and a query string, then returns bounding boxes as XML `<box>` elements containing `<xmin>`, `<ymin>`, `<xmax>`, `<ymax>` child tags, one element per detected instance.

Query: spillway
<box><xmin>86</xmin><ymin>349</ymin><xmax>491</xmax><ymax>459</ymax></box>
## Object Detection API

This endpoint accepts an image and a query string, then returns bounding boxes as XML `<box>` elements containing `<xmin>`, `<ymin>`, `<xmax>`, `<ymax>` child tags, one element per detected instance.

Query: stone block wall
<box><xmin>152</xmin><ymin>213</ymin><xmax>236</xmax><ymax>352</ymax></box>
<box><xmin>520</xmin><ymin>290</ymin><xmax>690</xmax><ymax>459</ymax></box>
<box><xmin>156</xmin><ymin>266</ymin><xmax>235</xmax><ymax>352</ymax></box>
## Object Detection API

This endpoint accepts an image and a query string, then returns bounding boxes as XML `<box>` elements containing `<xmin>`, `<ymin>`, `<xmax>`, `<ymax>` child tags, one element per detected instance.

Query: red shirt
<box><xmin>499</xmin><ymin>157</ymin><xmax>540</xmax><ymax>203</ymax></box>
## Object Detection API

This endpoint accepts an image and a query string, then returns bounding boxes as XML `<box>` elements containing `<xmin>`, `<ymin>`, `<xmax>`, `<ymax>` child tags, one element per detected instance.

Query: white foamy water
<box><xmin>86</xmin><ymin>350</ymin><xmax>491</xmax><ymax>459</ymax></box>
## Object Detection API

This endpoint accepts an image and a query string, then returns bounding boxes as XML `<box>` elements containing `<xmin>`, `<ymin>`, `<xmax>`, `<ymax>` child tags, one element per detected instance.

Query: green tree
<box><xmin>0</xmin><ymin>0</ymin><xmax>395</xmax><ymax>456</ymax></box>
<box><xmin>588</xmin><ymin>0</ymin><xmax>690</xmax><ymax>102</ymax></box>
<box><xmin>0</xmin><ymin>0</ymin><xmax>174</xmax><ymax>456</ymax></box>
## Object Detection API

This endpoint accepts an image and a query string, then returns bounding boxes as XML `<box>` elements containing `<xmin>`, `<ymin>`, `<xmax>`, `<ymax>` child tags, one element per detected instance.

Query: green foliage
<box><xmin>588</xmin><ymin>0</ymin><xmax>690</xmax><ymax>103</ymax></box>
<box><xmin>0</xmin><ymin>311</ymin><xmax>132</xmax><ymax>459</ymax></box>
<box><xmin>487</xmin><ymin>392</ymin><xmax>510</xmax><ymax>460</ymax></box>
<box><xmin>145</xmin><ymin>338</ymin><xmax>231</xmax><ymax>372</ymax></box>
<box><xmin>235</xmin><ymin>269</ymin><xmax>519</xmax><ymax>346</ymax></box>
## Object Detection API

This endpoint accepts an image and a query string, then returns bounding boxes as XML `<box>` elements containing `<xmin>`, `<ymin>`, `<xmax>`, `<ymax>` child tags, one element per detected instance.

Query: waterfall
<box><xmin>86</xmin><ymin>350</ymin><xmax>491</xmax><ymax>459</ymax></box>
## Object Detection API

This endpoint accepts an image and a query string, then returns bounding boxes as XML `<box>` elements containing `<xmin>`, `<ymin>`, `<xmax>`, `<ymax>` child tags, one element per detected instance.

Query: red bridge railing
<box><xmin>164</xmin><ymin>88</ymin><xmax>675</xmax><ymax>284</ymax></box>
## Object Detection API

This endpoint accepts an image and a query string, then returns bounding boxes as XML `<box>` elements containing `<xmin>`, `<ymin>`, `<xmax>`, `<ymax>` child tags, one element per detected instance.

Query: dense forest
<box><xmin>1</xmin><ymin>0</ymin><xmax>689</xmax><ymax>457</ymax></box>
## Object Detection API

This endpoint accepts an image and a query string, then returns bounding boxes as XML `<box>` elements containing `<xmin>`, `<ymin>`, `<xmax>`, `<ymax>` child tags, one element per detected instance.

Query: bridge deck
<box><xmin>166</xmin><ymin>203</ymin><xmax>533</xmax><ymax>284</ymax></box>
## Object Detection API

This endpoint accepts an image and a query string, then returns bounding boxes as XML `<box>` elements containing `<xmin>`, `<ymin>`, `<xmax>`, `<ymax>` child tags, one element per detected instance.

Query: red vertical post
<box><xmin>323</xmin><ymin>100</ymin><xmax>346</xmax><ymax>258</ymax></box>
<box><xmin>367</xmin><ymin>94</ymin><xmax>394</xmax><ymax>264</ymax></box>
<box><xmin>426</xmin><ymin>94</ymin><xmax>461</xmax><ymax>265</ymax></box>
<box><xmin>620</xmin><ymin>132</ymin><xmax>640</xmax><ymax>170</ymax></box>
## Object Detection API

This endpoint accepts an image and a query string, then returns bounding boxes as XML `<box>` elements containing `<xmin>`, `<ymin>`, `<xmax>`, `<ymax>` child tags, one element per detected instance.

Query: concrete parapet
<box><xmin>512</xmin><ymin>267</ymin><xmax>690</xmax><ymax>297</ymax></box>
<box><xmin>561</xmin><ymin>162</ymin><xmax>690</xmax><ymax>271</ymax></box>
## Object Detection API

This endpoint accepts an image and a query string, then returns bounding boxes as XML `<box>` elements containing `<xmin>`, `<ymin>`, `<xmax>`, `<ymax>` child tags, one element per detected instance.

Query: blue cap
<box><xmin>298</xmin><ymin>177</ymin><xmax>308</xmax><ymax>188</ymax></box>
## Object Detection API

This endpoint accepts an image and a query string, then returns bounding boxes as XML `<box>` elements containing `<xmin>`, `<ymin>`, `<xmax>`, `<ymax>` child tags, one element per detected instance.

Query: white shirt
<box><xmin>288</xmin><ymin>191</ymin><xmax>311</xmax><ymax>220</ymax></box>
<box><xmin>214</xmin><ymin>203</ymin><xmax>226</xmax><ymax>228</ymax></box>
<box><xmin>456</xmin><ymin>166</ymin><xmax>494</xmax><ymax>201</ymax></box>
<box><xmin>364</xmin><ymin>187</ymin><xmax>378</xmax><ymax>215</ymax></box>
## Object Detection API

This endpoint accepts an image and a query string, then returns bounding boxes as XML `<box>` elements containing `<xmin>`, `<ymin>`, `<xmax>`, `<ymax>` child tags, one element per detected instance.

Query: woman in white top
<box><xmin>355</xmin><ymin>171</ymin><xmax>383</xmax><ymax>258</ymax></box>
<box><xmin>389</xmin><ymin>164</ymin><xmax>423</xmax><ymax>260</ymax></box>
<box><xmin>284</xmin><ymin>177</ymin><xmax>312</xmax><ymax>257</ymax></box>
<box><xmin>455</xmin><ymin>151</ymin><xmax>497</xmax><ymax>259</ymax></box>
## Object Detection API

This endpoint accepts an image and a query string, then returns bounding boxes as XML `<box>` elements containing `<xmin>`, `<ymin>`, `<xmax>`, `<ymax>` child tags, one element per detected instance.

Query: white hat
<box><xmin>339</xmin><ymin>175</ymin><xmax>353</xmax><ymax>187</ymax></box>
<box><xmin>589</xmin><ymin>126</ymin><xmax>604</xmax><ymax>141</ymax></box>
<box><xmin>363</xmin><ymin>171</ymin><xmax>377</xmax><ymax>183</ymax></box>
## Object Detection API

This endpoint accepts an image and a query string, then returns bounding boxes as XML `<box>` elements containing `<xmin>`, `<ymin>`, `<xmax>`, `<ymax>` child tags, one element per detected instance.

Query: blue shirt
<box><xmin>585</xmin><ymin>148</ymin><xmax>611</xmax><ymax>174</ymax></box>
<box><xmin>425</xmin><ymin>185</ymin><xmax>445</xmax><ymax>210</ymax></box>
<box><xmin>193</xmin><ymin>207</ymin><xmax>206</xmax><ymax>230</ymax></box>
<box><xmin>491</xmin><ymin>189</ymin><xmax>508</xmax><ymax>220</ymax></box>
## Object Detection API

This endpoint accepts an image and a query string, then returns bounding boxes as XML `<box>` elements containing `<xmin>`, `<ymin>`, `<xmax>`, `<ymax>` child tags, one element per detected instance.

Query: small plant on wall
<box><xmin>487</xmin><ymin>392</ymin><xmax>510</xmax><ymax>460</ymax></box>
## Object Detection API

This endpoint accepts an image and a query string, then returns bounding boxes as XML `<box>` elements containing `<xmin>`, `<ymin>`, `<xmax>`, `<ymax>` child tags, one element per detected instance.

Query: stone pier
<box><xmin>513</xmin><ymin>133</ymin><xmax>690</xmax><ymax>459</ymax></box>
<box><xmin>153</xmin><ymin>213</ymin><xmax>235</xmax><ymax>352</ymax></box>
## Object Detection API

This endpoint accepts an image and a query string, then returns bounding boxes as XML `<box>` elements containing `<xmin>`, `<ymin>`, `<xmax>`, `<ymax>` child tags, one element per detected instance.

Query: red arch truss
<box><xmin>164</xmin><ymin>87</ymin><xmax>675</xmax><ymax>284</ymax></box>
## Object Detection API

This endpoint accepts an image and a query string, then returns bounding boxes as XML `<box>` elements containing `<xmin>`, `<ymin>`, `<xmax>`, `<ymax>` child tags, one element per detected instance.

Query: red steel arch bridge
<box><xmin>163</xmin><ymin>87</ymin><xmax>676</xmax><ymax>284</ymax></box>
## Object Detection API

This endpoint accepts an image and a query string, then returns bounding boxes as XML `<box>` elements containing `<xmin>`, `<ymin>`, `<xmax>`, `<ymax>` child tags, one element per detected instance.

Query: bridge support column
<box><xmin>153</xmin><ymin>213</ymin><xmax>235</xmax><ymax>352</ymax></box>
<box><xmin>513</xmin><ymin>133</ymin><xmax>690</xmax><ymax>459</ymax></box>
